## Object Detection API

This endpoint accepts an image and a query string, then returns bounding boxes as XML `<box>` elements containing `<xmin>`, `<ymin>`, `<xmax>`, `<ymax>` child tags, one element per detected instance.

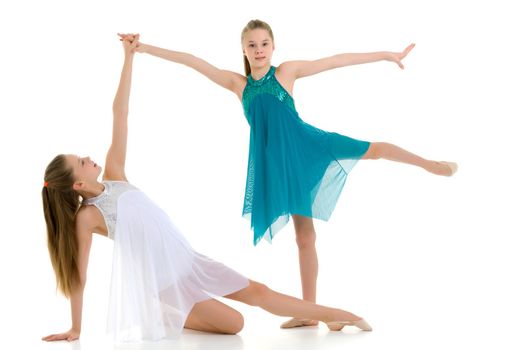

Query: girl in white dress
<box><xmin>41</xmin><ymin>34</ymin><xmax>371</xmax><ymax>342</ymax></box>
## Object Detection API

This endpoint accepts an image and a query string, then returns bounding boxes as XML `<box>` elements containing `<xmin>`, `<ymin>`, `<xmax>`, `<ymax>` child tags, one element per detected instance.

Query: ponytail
<box><xmin>42</xmin><ymin>154</ymin><xmax>81</xmax><ymax>298</ymax></box>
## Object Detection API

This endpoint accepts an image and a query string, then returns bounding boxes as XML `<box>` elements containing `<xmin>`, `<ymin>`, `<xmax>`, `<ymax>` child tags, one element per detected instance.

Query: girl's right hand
<box><xmin>117</xmin><ymin>33</ymin><xmax>140</xmax><ymax>56</ymax></box>
<box><xmin>42</xmin><ymin>328</ymin><xmax>80</xmax><ymax>342</ymax></box>
<box><xmin>117</xmin><ymin>33</ymin><xmax>148</xmax><ymax>53</ymax></box>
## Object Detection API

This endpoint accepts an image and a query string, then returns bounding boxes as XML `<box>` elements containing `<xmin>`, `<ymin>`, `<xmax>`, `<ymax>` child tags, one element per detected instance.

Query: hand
<box><xmin>117</xmin><ymin>33</ymin><xmax>139</xmax><ymax>56</ymax></box>
<box><xmin>42</xmin><ymin>328</ymin><xmax>80</xmax><ymax>342</ymax></box>
<box><xmin>386</xmin><ymin>43</ymin><xmax>415</xmax><ymax>69</ymax></box>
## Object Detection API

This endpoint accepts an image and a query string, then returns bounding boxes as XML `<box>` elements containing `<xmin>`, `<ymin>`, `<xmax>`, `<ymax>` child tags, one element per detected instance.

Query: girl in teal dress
<box><xmin>130</xmin><ymin>19</ymin><xmax>457</xmax><ymax>328</ymax></box>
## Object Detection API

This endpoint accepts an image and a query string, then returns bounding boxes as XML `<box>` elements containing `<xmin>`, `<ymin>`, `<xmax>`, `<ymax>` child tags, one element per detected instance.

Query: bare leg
<box><xmin>226</xmin><ymin>280</ymin><xmax>371</xmax><ymax>331</ymax></box>
<box><xmin>293</xmin><ymin>215</ymin><xmax>318</xmax><ymax>304</ymax></box>
<box><xmin>363</xmin><ymin>142</ymin><xmax>457</xmax><ymax>176</ymax></box>
<box><xmin>280</xmin><ymin>215</ymin><xmax>319</xmax><ymax>328</ymax></box>
<box><xmin>184</xmin><ymin>298</ymin><xmax>244</xmax><ymax>334</ymax></box>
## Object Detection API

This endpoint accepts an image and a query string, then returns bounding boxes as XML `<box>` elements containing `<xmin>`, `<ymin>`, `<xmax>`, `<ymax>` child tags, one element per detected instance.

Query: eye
<box><xmin>249</xmin><ymin>44</ymin><xmax>255</xmax><ymax>48</ymax></box>
<box><xmin>263</xmin><ymin>42</ymin><xmax>268</xmax><ymax>46</ymax></box>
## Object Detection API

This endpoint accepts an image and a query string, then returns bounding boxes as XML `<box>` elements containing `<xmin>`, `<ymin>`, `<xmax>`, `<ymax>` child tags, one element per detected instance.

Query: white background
<box><xmin>1</xmin><ymin>0</ymin><xmax>524</xmax><ymax>349</ymax></box>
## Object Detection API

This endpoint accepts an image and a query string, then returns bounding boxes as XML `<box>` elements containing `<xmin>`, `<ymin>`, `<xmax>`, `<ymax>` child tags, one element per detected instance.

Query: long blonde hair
<box><xmin>241</xmin><ymin>19</ymin><xmax>274</xmax><ymax>77</ymax></box>
<box><xmin>42</xmin><ymin>154</ymin><xmax>81</xmax><ymax>298</ymax></box>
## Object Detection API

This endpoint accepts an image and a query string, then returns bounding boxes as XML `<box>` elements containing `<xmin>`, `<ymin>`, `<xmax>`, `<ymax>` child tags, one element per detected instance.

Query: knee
<box><xmin>295</xmin><ymin>230</ymin><xmax>316</xmax><ymax>249</ymax></box>
<box><xmin>247</xmin><ymin>281</ymin><xmax>271</xmax><ymax>307</ymax></box>
<box><xmin>225</xmin><ymin>311</ymin><xmax>244</xmax><ymax>334</ymax></box>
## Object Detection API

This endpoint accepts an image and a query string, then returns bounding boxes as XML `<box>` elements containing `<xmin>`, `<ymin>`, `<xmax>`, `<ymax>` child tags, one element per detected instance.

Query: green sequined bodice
<box><xmin>242</xmin><ymin>66</ymin><xmax>296</xmax><ymax>118</ymax></box>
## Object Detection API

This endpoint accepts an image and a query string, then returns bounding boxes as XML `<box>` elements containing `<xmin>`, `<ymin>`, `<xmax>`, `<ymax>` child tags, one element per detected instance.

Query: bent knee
<box><xmin>224</xmin><ymin>311</ymin><xmax>244</xmax><ymax>334</ymax></box>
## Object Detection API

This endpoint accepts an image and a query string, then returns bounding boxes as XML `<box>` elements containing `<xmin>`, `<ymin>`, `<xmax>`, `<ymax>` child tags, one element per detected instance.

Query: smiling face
<box><xmin>242</xmin><ymin>28</ymin><xmax>275</xmax><ymax>71</ymax></box>
<box><xmin>64</xmin><ymin>154</ymin><xmax>102</xmax><ymax>191</ymax></box>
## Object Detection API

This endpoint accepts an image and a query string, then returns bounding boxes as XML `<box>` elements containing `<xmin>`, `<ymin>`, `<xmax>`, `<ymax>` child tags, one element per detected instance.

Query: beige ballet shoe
<box><xmin>325</xmin><ymin>318</ymin><xmax>373</xmax><ymax>332</ymax></box>
<box><xmin>280</xmin><ymin>318</ymin><xmax>318</xmax><ymax>329</ymax></box>
<box><xmin>439</xmin><ymin>161</ymin><xmax>458</xmax><ymax>176</ymax></box>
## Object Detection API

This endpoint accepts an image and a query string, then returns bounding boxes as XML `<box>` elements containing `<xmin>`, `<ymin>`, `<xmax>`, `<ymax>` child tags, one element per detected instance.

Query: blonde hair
<box><xmin>241</xmin><ymin>19</ymin><xmax>274</xmax><ymax>77</ymax></box>
<box><xmin>42</xmin><ymin>154</ymin><xmax>81</xmax><ymax>298</ymax></box>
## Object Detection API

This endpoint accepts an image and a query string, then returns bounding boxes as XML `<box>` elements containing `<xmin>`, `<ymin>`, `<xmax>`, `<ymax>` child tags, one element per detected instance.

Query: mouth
<box><xmin>255</xmin><ymin>56</ymin><xmax>265</xmax><ymax>60</ymax></box>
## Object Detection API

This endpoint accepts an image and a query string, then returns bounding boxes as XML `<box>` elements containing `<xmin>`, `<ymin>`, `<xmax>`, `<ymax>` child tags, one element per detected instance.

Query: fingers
<box><xmin>395</xmin><ymin>43</ymin><xmax>415</xmax><ymax>68</ymax></box>
<box><xmin>130</xmin><ymin>33</ymin><xmax>140</xmax><ymax>48</ymax></box>
<box><xmin>42</xmin><ymin>333</ymin><xmax>66</xmax><ymax>341</ymax></box>
<box><xmin>405</xmin><ymin>43</ymin><xmax>416</xmax><ymax>52</ymax></box>
<box><xmin>118</xmin><ymin>33</ymin><xmax>139</xmax><ymax>43</ymax></box>
<box><xmin>401</xmin><ymin>43</ymin><xmax>415</xmax><ymax>58</ymax></box>
<box><xmin>42</xmin><ymin>333</ymin><xmax>79</xmax><ymax>342</ymax></box>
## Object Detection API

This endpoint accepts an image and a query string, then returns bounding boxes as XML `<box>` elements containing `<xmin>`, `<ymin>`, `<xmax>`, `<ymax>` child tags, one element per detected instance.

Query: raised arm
<box><xmin>130</xmin><ymin>38</ymin><xmax>246</xmax><ymax>99</ymax></box>
<box><xmin>42</xmin><ymin>208</ymin><xmax>94</xmax><ymax>342</ymax></box>
<box><xmin>278</xmin><ymin>43</ymin><xmax>416</xmax><ymax>81</ymax></box>
<box><xmin>103</xmin><ymin>34</ymin><xmax>138</xmax><ymax>181</ymax></box>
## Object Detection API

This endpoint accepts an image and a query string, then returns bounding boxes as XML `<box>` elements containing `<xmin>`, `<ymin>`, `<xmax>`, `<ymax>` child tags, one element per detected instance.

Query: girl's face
<box><xmin>65</xmin><ymin>154</ymin><xmax>102</xmax><ymax>190</ymax></box>
<box><xmin>242</xmin><ymin>28</ymin><xmax>274</xmax><ymax>70</ymax></box>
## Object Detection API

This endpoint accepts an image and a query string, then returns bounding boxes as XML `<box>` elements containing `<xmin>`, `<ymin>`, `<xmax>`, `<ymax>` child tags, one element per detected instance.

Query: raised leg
<box><xmin>363</xmin><ymin>142</ymin><xmax>457</xmax><ymax>176</ymax></box>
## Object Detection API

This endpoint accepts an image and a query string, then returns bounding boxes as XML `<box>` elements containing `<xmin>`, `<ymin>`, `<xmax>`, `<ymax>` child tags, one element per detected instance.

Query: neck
<box><xmin>250</xmin><ymin>64</ymin><xmax>272</xmax><ymax>80</ymax></box>
<box><xmin>79</xmin><ymin>182</ymin><xmax>105</xmax><ymax>199</ymax></box>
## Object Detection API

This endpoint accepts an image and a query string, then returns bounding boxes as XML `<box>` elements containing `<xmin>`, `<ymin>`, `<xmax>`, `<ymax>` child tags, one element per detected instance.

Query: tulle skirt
<box><xmin>243</xmin><ymin>94</ymin><xmax>370</xmax><ymax>245</ymax></box>
<box><xmin>108</xmin><ymin>190</ymin><xmax>249</xmax><ymax>341</ymax></box>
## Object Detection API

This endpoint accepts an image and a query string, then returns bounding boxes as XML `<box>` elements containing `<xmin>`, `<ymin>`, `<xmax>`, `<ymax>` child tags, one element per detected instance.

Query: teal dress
<box><xmin>242</xmin><ymin>66</ymin><xmax>370</xmax><ymax>245</ymax></box>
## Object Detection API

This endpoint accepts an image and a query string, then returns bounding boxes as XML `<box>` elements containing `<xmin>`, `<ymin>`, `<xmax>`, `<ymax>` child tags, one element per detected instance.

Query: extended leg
<box><xmin>226</xmin><ymin>280</ymin><xmax>372</xmax><ymax>331</ymax></box>
<box><xmin>363</xmin><ymin>142</ymin><xmax>457</xmax><ymax>176</ymax></box>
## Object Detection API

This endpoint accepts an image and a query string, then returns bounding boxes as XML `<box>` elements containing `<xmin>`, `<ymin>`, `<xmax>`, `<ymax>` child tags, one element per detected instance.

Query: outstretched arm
<box><xmin>42</xmin><ymin>208</ymin><xmax>94</xmax><ymax>342</ymax></box>
<box><xmin>279</xmin><ymin>43</ymin><xmax>415</xmax><ymax>81</ymax></box>
<box><xmin>127</xmin><ymin>37</ymin><xmax>246</xmax><ymax>99</ymax></box>
<box><xmin>103</xmin><ymin>34</ymin><xmax>138</xmax><ymax>181</ymax></box>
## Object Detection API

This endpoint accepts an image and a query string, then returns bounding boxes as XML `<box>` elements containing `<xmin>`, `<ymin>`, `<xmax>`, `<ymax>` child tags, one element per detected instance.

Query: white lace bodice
<box><xmin>82</xmin><ymin>181</ymin><xmax>138</xmax><ymax>239</ymax></box>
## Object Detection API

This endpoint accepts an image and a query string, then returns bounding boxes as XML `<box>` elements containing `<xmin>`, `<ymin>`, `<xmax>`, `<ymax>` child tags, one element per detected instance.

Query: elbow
<box><xmin>79</xmin><ymin>275</ymin><xmax>87</xmax><ymax>289</ymax></box>
<box><xmin>112</xmin><ymin>106</ymin><xmax>129</xmax><ymax>117</ymax></box>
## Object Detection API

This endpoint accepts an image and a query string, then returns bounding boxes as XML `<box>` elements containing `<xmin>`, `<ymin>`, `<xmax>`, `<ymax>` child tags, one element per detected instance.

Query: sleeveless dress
<box><xmin>83</xmin><ymin>181</ymin><xmax>249</xmax><ymax>342</ymax></box>
<box><xmin>242</xmin><ymin>66</ymin><xmax>370</xmax><ymax>245</ymax></box>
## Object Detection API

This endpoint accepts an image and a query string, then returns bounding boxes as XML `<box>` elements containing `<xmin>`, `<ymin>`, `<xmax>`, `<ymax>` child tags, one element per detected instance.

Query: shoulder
<box><xmin>230</xmin><ymin>72</ymin><xmax>248</xmax><ymax>99</ymax></box>
<box><xmin>275</xmin><ymin>61</ymin><xmax>303</xmax><ymax>84</ymax></box>
<box><xmin>75</xmin><ymin>206</ymin><xmax>98</xmax><ymax>236</ymax></box>
<box><xmin>276</xmin><ymin>61</ymin><xmax>301</xmax><ymax>76</ymax></box>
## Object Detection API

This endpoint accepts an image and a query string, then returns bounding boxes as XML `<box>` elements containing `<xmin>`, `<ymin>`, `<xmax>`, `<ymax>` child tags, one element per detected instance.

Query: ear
<box><xmin>72</xmin><ymin>180</ymin><xmax>84</xmax><ymax>192</ymax></box>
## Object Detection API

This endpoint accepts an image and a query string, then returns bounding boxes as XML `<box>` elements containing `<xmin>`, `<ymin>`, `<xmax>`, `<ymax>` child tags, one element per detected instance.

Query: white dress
<box><xmin>83</xmin><ymin>181</ymin><xmax>249</xmax><ymax>342</ymax></box>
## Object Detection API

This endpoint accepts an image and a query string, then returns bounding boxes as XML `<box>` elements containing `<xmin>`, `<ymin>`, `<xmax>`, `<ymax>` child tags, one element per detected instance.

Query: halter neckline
<box><xmin>248</xmin><ymin>66</ymin><xmax>276</xmax><ymax>86</ymax></box>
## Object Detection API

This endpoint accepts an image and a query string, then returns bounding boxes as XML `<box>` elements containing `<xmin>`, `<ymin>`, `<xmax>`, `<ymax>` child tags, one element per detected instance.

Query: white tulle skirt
<box><xmin>107</xmin><ymin>190</ymin><xmax>249</xmax><ymax>342</ymax></box>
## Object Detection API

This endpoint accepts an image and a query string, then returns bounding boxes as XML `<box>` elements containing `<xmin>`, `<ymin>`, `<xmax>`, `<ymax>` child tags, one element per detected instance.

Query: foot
<box><xmin>325</xmin><ymin>318</ymin><xmax>373</xmax><ymax>332</ymax></box>
<box><xmin>427</xmin><ymin>161</ymin><xmax>458</xmax><ymax>176</ymax></box>
<box><xmin>280</xmin><ymin>318</ymin><xmax>319</xmax><ymax>329</ymax></box>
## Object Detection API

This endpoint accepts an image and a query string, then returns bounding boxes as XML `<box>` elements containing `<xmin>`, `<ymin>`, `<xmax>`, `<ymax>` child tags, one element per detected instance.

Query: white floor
<box><xmin>17</xmin><ymin>303</ymin><xmax>525</xmax><ymax>350</ymax></box>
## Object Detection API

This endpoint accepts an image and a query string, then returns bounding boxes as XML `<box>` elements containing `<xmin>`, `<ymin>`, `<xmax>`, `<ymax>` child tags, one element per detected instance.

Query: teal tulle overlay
<box><xmin>242</xmin><ymin>66</ymin><xmax>370</xmax><ymax>245</ymax></box>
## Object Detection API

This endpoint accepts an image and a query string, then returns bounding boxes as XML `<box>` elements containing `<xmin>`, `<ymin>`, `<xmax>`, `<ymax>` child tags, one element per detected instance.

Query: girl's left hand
<box><xmin>118</xmin><ymin>33</ymin><xmax>139</xmax><ymax>56</ymax></box>
<box><xmin>387</xmin><ymin>43</ymin><xmax>415</xmax><ymax>69</ymax></box>
<box><xmin>42</xmin><ymin>328</ymin><xmax>80</xmax><ymax>342</ymax></box>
